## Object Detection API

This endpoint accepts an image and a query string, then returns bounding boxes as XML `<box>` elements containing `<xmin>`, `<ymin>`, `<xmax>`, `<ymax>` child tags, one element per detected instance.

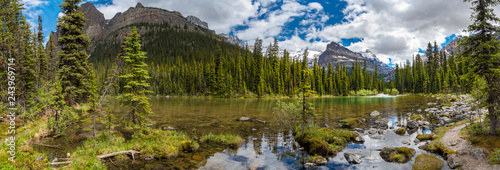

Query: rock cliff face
<box><xmin>317</xmin><ymin>42</ymin><xmax>393</xmax><ymax>74</ymax></box>
<box><xmin>219</xmin><ymin>33</ymin><xmax>245</xmax><ymax>47</ymax></box>
<box><xmin>50</xmin><ymin>2</ymin><xmax>215</xmax><ymax>51</ymax></box>
<box><xmin>440</xmin><ymin>39</ymin><xmax>460</xmax><ymax>55</ymax></box>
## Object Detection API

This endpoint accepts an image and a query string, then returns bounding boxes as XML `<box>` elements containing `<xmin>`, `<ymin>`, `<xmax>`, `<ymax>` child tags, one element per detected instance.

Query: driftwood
<box><xmin>57</xmin><ymin>158</ymin><xmax>71</xmax><ymax>161</ymax></box>
<box><xmin>50</xmin><ymin>161</ymin><xmax>72</xmax><ymax>165</ymax></box>
<box><xmin>34</xmin><ymin>143</ymin><xmax>60</xmax><ymax>149</ymax></box>
<box><xmin>97</xmin><ymin>150</ymin><xmax>140</xmax><ymax>160</ymax></box>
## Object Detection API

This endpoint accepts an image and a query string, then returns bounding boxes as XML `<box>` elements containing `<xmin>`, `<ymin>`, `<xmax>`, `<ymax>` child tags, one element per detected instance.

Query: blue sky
<box><xmin>25</xmin><ymin>0</ymin><xmax>480</xmax><ymax>65</ymax></box>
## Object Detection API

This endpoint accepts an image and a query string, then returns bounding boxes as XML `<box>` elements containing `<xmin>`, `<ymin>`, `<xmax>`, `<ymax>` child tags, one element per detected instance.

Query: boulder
<box><xmin>304</xmin><ymin>163</ymin><xmax>316</xmax><ymax>168</ymax></box>
<box><xmin>470</xmin><ymin>148</ymin><xmax>488</xmax><ymax>160</ymax></box>
<box><xmin>414</xmin><ymin>138</ymin><xmax>420</xmax><ymax>144</ymax></box>
<box><xmin>380</xmin><ymin>147</ymin><xmax>415</xmax><ymax>163</ymax></box>
<box><xmin>367</xmin><ymin>128</ymin><xmax>378</xmax><ymax>135</ymax></box>
<box><xmin>395</xmin><ymin>127</ymin><xmax>406</xmax><ymax>135</ymax></box>
<box><xmin>401</xmin><ymin>139</ymin><xmax>411</xmax><ymax>145</ymax></box>
<box><xmin>344</xmin><ymin>152</ymin><xmax>365</xmax><ymax>164</ymax></box>
<box><xmin>354</xmin><ymin>128</ymin><xmax>364</xmax><ymax>132</ymax></box>
<box><xmin>370</xmin><ymin>110</ymin><xmax>381</xmax><ymax>116</ymax></box>
<box><xmin>238</xmin><ymin>117</ymin><xmax>251</xmax><ymax>121</ymax></box>
<box><xmin>355</xmin><ymin>136</ymin><xmax>365</xmax><ymax>143</ymax></box>
<box><xmin>447</xmin><ymin>154</ymin><xmax>463</xmax><ymax>169</ymax></box>
<box><xmin>412</xmin><ymin>153</ymin><xmax>444</xmax><ymax>170</ymax></box>
<box><xmin>407</xmin><ymin>120</ymin><xmax>418</xmax><ymax>129</ymax></box>
<box><xmin>370</xmin><ymin>135</ymin><xmax>386</xmax><ymax>140</ymax></box>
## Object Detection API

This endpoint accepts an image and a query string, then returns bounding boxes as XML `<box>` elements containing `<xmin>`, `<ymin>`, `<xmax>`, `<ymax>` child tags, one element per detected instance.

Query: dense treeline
<box><xmin>90</xmin><ymin>23</ymin><xmax>390</xmax><ymax>97</ymax></box>
<box><xmin>393</xmin><ymin>42</ymin><xmax>470</xmax><ymax>95</ymax></box>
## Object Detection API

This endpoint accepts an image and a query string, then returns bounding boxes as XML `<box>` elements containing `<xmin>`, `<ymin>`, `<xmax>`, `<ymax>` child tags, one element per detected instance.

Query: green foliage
<box><xmin>56</xmin><ymin>0</ymin><xmax>94</xmax><ymax>105</ymax></box>
<box><xmin>117</xmin><ymin>27</ymin><xmax>153</xmax><ymax>127</ymax></box>
<box><xmin>412</xmin><ymin>153</ymin><xmax>444</xmax><ymax>170</ymax></box>
<box><xmin>200</xmin><ymin>133</ymin><xmax>243</xmax><ymax>149</ymax></box>
<box><xmin>383</xmin><ymin>88</ymin><xmax>399</xmax><ymax>95</ymax></box>
<box><xmin>410</xmin><ymin>114</ymin><xmax>424</xmax><ymax>121</ymax></box>
<box><xmin>273</xmin><ymin>99</ymin><xmax>302</xmax><ymax>131</ymax></box>
<box><xmin>47</xmin><ymin>107</ymin><xmax>79</xmax><ymax>137</ymax></box>
<box><xmin>490</xmin><ymin>148</ymin><xmax>500</xmax><ymax>164</ymax></box>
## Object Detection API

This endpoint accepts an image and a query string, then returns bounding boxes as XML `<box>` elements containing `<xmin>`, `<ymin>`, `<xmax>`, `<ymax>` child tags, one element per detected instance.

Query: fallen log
<box><xmin>34</xmin><ymin>143</ymin><xmax>60</xmax><ymax>149</ymax></box>
<box><xmin>57</xmin><ymin>158</ymin><xmax>71</xmax><ymax>161</ymax></box>
<box><xmin>50</xmin><ymin>161</ymin><xmax>72</xmax><ymax>165</ymax></box>
<box><xmin>97</xmin><ymin>150</ymin><xmax>140</xmax><ymax>159</ymax></box>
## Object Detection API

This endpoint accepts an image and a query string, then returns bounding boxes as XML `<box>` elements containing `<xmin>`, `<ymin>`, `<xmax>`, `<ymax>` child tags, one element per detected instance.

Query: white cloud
<box><xmin>314</xmin><ymin>0</ymin><xmax>474</xmax><ymax>64</ymax></box>
<box><xmin>96</xmin><ymin>0</ymin><xmax>259</xmax><ymax>34</ymax></box>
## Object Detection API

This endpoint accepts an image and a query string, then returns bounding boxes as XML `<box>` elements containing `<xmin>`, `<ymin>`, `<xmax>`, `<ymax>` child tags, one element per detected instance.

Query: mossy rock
<box><xmin>380</xmin><ymin>147</ymin><xmax>416</xmax><ymax>163</ymax></box>
<box><xmin>416</xmin><ymin>134</ymin><xmax>434</xmax><ymax>141</ymax></box>
<box><xmin>412</xmin><ymin>153</ymin><xmax>443</xmax><ymax>170</ymax></box>
<box><xmin>418</xmin><ymin>141</ymin><xmax>456</xmax><ymax>159</ymax></box>
<box><xmin>180</xmin><ymin>140</ymin><xmax>199</xmax><ymax>152</ymax></box>
<box><xmin>295</xmin><ymin>126</ymin><xmax>357</xmax><ymax>156</ymax></box>
<box><xmin>341</xmin><ymin>118</ymin><xmax>362</xmax><ymax>128</ymax></box>
<box><xmin>395</xmin><ymin>127</ymin><xmax>406</xmax><ymax>135</ymax></box>
<box><xmin>410</xmin><ymin>115</ymin><xmax>424</xmax><ymax>121</ymax></box>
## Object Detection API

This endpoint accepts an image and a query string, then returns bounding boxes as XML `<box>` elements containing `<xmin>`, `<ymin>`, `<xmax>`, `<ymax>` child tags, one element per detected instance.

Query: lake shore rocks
<box><xmin>412</xmin><ymin>153</ymin><xmax>443</xmax><ymax>170</ymax></box>
<box><xmin>344</xmin><ymin>152</ymin><xmax>365</xmax><ymax>164</ymax></box>
<box><xmin>379</xmin><ymin>147</ymin><xmax>415</xmax><ymax>163</ymax></box>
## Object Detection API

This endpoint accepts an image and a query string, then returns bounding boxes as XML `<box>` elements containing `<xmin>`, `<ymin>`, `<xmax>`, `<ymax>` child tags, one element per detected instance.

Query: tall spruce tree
<box><xmin>56</xmin><ymin>0</ymin><xmax>93</xmax><ymax>105</ymax></box>
<box><xmin>117</xmin><ymin>27</ymin><xmax>153</xmax><ymax>127</ymax></box>
<box><xmin>460</xmin><ymin>0</ymin><xmax>500</xmax><ymax>133</ymax></box>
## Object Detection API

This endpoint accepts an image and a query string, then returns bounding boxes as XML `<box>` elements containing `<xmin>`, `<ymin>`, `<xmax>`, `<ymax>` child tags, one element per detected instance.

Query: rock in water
<box><xmin>238</xmin><ymin>117</ymin><xmax>251</xmax><ymax>121</ymax></box>
<box><xmin>401</xmin><ymin>139</ymin><xmax>411</xmax><ymax>145</ymax></box>
<box><xmin>344</xmin><ymin>152</ymin><xmax>365</xmax><ymax>164</ymax></box>
<box><xmin>370</xmin><ymin>135</ymin><xmax>386</xmax><ymax>140</ymax></box>
<box><xmin>370</xmin><ymin>110</ymin><xmax>381</xmax><ymax>116</ymax></box>
<box><xmin>447</xmin><ymin>154</ymin><xmax>463</xmax><ymax>169</ymax></box>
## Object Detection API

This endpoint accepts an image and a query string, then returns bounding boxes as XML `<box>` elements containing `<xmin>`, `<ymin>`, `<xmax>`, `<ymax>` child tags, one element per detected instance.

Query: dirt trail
<box><xmin>440</xmin><ymin>123</ymin><xmax>499</xmax><ymax>170</ymax></box>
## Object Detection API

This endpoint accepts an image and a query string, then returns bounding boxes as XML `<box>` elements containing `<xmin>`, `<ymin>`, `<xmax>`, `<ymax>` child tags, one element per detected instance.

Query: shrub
<box><xmin>200</xmin><ymin>133</ymin><xmax>243</xmax><ymax>149</ymax></box>
<box><xmin>490</xmin><ymin>148</ymin><xmax>500</xmax><ymax>164</ymax></box>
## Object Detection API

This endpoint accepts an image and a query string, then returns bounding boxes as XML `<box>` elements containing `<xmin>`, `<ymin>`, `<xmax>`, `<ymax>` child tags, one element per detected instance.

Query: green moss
<box><xmin>69</xmin><ymin>128</ymin><xmax>197</xmax><ymax>169</ymax></box>
<box><xmin>416</xmin><ymin>134</ymin><xmax>434</xmax><ymax>141</ymax></box>
<box><xmin>380</xmin><ymin>147</ymin><xmax>415</xmax><ymax>163</ymax></box>
<box><xmin>340</xmin><ymin>118</ymin><xmax>362</xmax><ymax>128</ymax></box>
<box><xmin>395</xmin><ymin>127</ymin><xmax>406</xmax><ymax>135</ymax></box>
<box><xmin>295</xmin><ymin>126</ymin><xmax>357</xmax><ymax>156</ymax></box>
<box><xmin>412</xmin><ymin>153</ymin><xmax>444</xmax><ymax>170</ymax></box>
<box><xmin>200</xmin><ymin>133</ymin><xmax>243</xmax><ymax>149</ymax></box>
<box><xmin>410</xmin><ymin>115</ymin><xmax>424</xmax><ymax>121</ymax></box>
<box><xmin>420</xmin><ymin>141</ymin><xmax>456</xmax><ymax>158</ymax></box>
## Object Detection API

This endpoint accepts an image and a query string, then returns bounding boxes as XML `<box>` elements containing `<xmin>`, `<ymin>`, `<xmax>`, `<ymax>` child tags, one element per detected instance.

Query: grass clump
<box><xmin>200</xmin><ymin>133</ymin><xmax>243</xmax><ymax>149</ymax></box>
<box><xmin>412</xmin><ymin>153</ymin><xmax>444</xmax><ymax>170</ymax></box>
<box><xmin>307</xmin><ymin>155</ymin><xmax>324</xmax><ymax>162</ymax></box>
<box><xmin>416</xmin><ymin>134</ymin><xmax>435</xmax><ymax>141</ymax></box>
<box><xmin>490</xmin><ymin>148</ymin><xmax>500</xmax><ymax>164</ymax></box>
<box><xmin>380</xmin><ymin>147</ymin><xmax>415</xmax><ymax>163</ymax></box>
<box><xmin>0</xmin><ymin>119</ymin><xmax>51</xmax><ymax>169</ymax></box>
<box><xmin>340</xmin><ymin>118</ymin><xmax>362</xmax><ymax>128</ymax></box>
<box><xmin>395</xmin><ymin>127</ymin><xmax>406</xmax><ymax>135</ymax></box>
<box><xmin>69</xmin><ymin>128</ymin><xmax>197</xmax><ymax>169</ymax></box>
<box><xmin>294</xmin><ymin>126</ymin><xmax>357</xmax><ymax>156</ymax></box>
<box><xmin>460</xmin><ymin>122</ymin><xmax>500</xmax><ymax>152</ymax></box>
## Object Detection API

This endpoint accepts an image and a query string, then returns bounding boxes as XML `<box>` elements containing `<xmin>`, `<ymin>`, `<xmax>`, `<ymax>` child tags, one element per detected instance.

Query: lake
<box><xmin>106</xmin><ymin>95</ymin><xmax>450</xmax><ymax>169</ymax></box>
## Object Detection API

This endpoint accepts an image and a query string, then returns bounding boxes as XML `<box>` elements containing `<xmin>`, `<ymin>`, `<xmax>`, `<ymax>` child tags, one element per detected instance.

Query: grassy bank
<box><xmin>294</xmin><ymin>125</ymin><xmax>357</xmax><ymax>156</ymax></box>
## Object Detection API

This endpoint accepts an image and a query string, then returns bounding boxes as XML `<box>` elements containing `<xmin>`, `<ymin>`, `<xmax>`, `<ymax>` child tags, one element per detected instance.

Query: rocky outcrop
<box><xmin>379</xmin><ymin>147</ymin><xmax>415</xmax><ymax>163</ymax></box>
<box><xmin>344</xmin><ymin>152</ymin><xmax>364</xmax><ymax>164</ymax></box>
<box><xmin>187</xmin><ymin>16</ymin><xmax>209</xmax><ymax>30</ymax></box>
<box><xmin>81</xmin><ymin>2</ymin><xmax>106</xmax><ymax>50</ymax></box>
<box><xmin>447</xmin><ymin>154</ymin><xmax>463</xmax><ymax>169</ymax></box>
<box><xmin>317</xmin><ymin>42</ymin><xmax>393</xmax><ymax>75</ymax></box>
<box><xmin>219</xmin><ymin>33</ymin><xmax>245</xmax><ymax>47</ymax></box>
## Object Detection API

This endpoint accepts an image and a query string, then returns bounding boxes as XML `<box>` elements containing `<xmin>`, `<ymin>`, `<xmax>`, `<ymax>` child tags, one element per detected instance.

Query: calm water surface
<box><xmin>108</xmin><ymin>95</ymin><xmax>450</xmax><ymax>170</ymax></box>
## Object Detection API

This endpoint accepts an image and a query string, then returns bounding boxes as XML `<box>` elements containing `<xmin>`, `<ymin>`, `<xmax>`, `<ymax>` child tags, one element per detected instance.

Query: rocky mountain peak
<box><xmin>81</xmin><ymin>2</ymin><xmax>105</xmax><ymax>48</ymax></box>
<box><xmin>318</xmin><ymin>41</ymin><xmax>393</xmax><ymax>75</ymax></box>
<box><xmin>136</xmin><ymin>2</ymin><xmax>144</xmax><ymax>8</ymax></box>
<box><xmin>186</xmin><ymin>15</ymin><xmax>209</xmax><ymax>30</ymax></box>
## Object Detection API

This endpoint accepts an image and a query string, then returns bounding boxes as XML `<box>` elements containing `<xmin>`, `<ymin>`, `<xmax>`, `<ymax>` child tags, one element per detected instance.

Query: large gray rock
<box><xmin>470</xmin><ymin>148</ymin><xmax>488</xmax><ymax>160</ymax></box>
<box><xmin>447</xmin><ymin>154</ymin><xmax>463</xmax><ymax>169</ymax></box>
<box><xmin>407</xmin><ymin>120</ymin><xmax>418</xmax><ymax>129</ymax></box>
<box><xmin>367</xmin><ymin>128</ymin><xmax>378</xmax><ymax>135</ymax></box>
<box><xmin>344</xmin><ymin>152</ymin><xmax>365</xmax><ymax>164</ymax></box>
<box><xmin>238</xmin><ymin>117</ymin><xmax>251</xmax><ymax>121</ymax></box>
<box><xmin>370</xmin><ymin>135</ymin><xmax>386</xmax><ymax>140</ymax></box>
<box><xmin>370</xmin><ymin>110</ymin><xmax>381</xmax><ymax>116</ymax></box>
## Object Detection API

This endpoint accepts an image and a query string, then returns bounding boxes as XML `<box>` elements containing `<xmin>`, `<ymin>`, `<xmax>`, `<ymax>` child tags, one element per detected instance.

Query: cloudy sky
<box><xmin>26</xmin><ymin>0</ymin><xmax>482</xmax><ymax>65</ymax></box>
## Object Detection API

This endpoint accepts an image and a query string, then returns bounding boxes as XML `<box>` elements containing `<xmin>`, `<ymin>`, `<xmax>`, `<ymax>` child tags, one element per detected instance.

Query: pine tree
<box><xmin>117</xmin><ymin>27</ymin><xmax>153</xmax><ymax>127</ymax></box>
<box><xmin>56</xmin><ymin>0</ymin><xmax>93</xmax><ymax>105</ymax></box>
<box><xmin>299</xmin><ymin>69</ymin><xmax>315</xmax><ymax>138</ymax></box>
<box><xmin>214</xmin><ymin>44</ymin><xmax>226</xmax><ymax>96</ymax></box>
<box><xmin>36</xmin><ymin>15</ymin><xmax>48</xmax><ymax>85</ymax></box>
